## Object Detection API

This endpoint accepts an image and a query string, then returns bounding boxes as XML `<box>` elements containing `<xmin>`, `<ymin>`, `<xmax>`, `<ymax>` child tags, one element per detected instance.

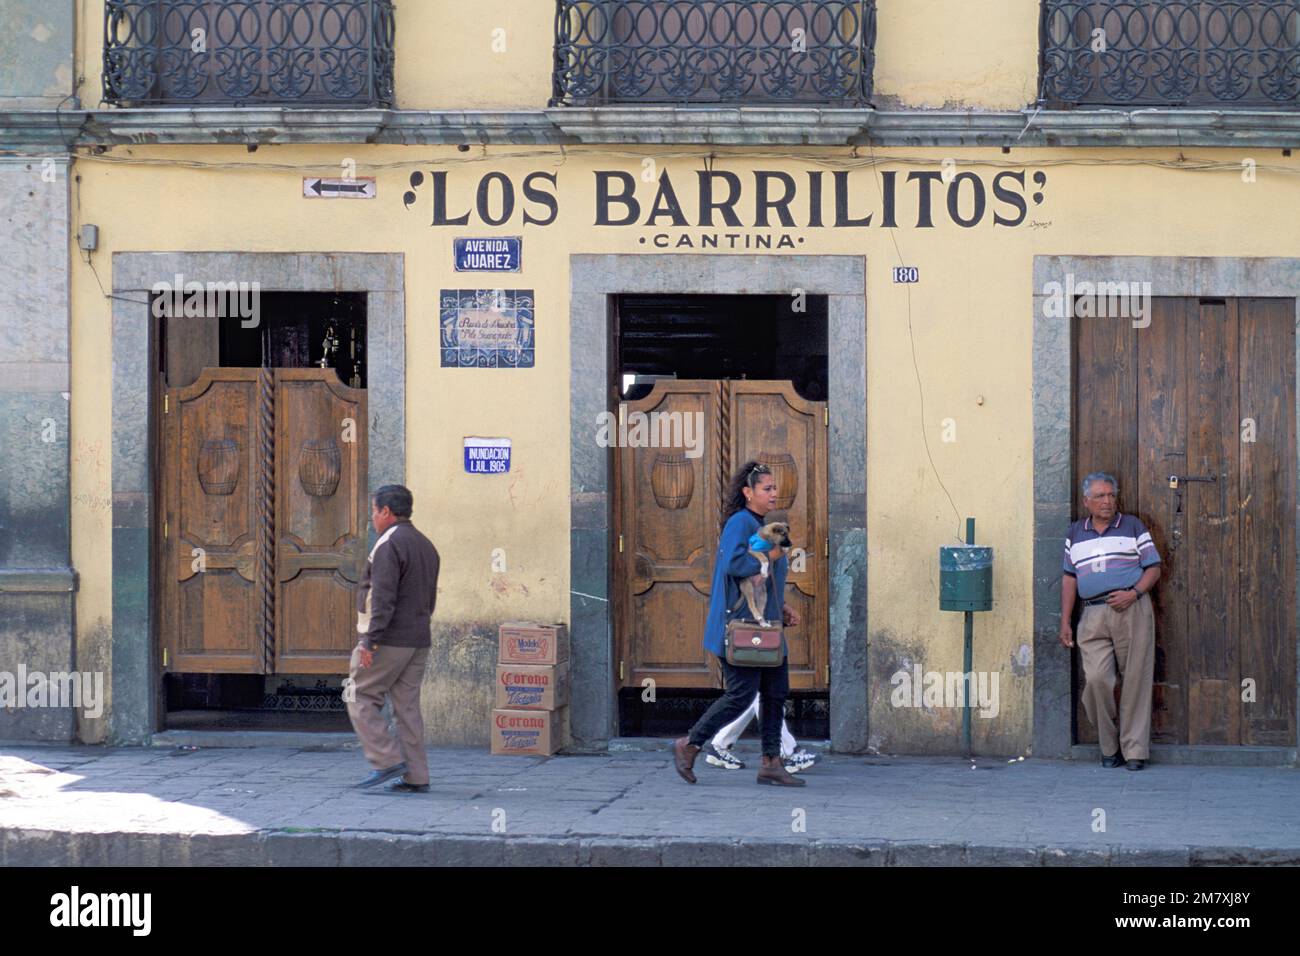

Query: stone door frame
<box><xmin>110</xmin><ymin>252</ymin><xmax>405</xmax><ymax>744</ymax></box>
<box><xmin>1032</xmin><ymin>255</ymin><xmax>1300</xmax><ymax>763</ymax></box>
<box><xmin>568</xmin><ymin>254</ymin><xmax>868</xmax><ymax>751</ymax></box>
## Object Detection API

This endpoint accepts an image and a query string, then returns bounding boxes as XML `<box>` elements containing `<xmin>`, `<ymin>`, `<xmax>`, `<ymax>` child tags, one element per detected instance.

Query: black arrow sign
<box><xmin>307</xmin><ymin>179</ymin><xmax>374</xmax><ymax>197</ymax></box>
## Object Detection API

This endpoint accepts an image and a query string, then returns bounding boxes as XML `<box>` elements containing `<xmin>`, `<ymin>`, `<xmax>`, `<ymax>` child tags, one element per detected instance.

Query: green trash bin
<box><xmin>939</xmin><ymin>545</ymin><xmax>993</xmax><ymax>612</ymax></box>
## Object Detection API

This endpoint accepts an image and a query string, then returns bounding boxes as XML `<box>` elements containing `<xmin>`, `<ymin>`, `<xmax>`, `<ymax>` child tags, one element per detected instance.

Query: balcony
<box><xmin>1040</xmin><ymin>0</ymin><xmax>1300</xmax><ymax>108</ymax></box>
<box><xmin>551</xmin><ymin>0</ymin><xmax>876</xmax><ymax>107</ymax></box>
<box><xmin>102</xmin><ymin>0</ymin><xmax>395</xmax><ymax>107</ymax></box>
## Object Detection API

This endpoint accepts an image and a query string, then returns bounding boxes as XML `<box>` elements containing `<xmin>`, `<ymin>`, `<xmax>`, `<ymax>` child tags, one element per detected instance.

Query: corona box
<box><xmin>490</xmin><ymin>707</ymin><xmax>568</xmax><ymax>756</ymax></box>
<box><xmin>495</xmin><ymin>662</ymin><xmax>570</xmax><ymax>711</ymax></box>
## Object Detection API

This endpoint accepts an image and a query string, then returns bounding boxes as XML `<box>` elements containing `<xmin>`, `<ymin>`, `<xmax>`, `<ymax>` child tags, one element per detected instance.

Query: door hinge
<box><xmin>163</xmin><ymin>519</ymin><xmax>168</xmax><ymax>539</ymax></box>
<box><xmin>824</xmin><ymin>407</ymin><xmax>829</xmax><ymax>427</ymax></box>
<box><xmin>163</xmin><ymin>648</ymin><xmax>169</xmax><ymax>668</ymax></box>
<box><xmin>825</xmin><ymin>664</ymin><xmax>830</xmax><ymax>683</ymax></box>
<box><xmin>163</xmin><ymin>394</ymin><xmax>169</xmax><ymax>414</ymax></box>
<box><xmin>619</xmin><ymin>660</ymin><xmax>625</xmax><ymax>681</ymax></box>
<box><xmin>618</xmin><ymin>534</ymin><xmax>624</xmax><ymax>553</ymax></box>
<box><xmin>824</xmin><ymin>536</ymin><xmax>829</xmax><ymax>558</ymax></box>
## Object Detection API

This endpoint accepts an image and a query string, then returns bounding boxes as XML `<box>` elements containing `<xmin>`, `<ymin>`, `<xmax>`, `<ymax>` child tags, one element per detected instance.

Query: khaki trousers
<box><xmin>346</xmin><ymin>645</ymin><xmax>430</xmax><ymax>786</ymax></box>
<box><xmin>1077</xmin><ymin>594</ymin><xmax>1156</xmax><ymax>760</ymax></box>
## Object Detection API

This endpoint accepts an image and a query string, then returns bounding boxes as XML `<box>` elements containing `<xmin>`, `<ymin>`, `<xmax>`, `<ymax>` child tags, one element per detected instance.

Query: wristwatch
<box><xmin>1131</xmin><ymin>587</ymin><xmax>1143</xmax><ymax>597</ymax></box>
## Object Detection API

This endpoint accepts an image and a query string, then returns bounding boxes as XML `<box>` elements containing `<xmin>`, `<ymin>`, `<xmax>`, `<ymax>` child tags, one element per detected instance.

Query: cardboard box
<box><xmin>499</xmin><ymin>622</ymin><xmax>569</xmax><ymax>665</ymax></box>
<box><xmin>495</xmin><ymin>662</ymin><xmax>570</xmax><ymax>711</ymax></box>
<box><xmin>491</xmin><ymin>707</ymin><xmax>568</xmax><ymax>756</ymax></box>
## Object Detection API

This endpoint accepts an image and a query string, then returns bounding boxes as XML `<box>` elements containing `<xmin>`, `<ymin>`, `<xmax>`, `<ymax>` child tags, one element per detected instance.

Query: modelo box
<box><xmin>490</xmin><ymin>707</ymin><xmax>568</xmax><ymax>756</ymax></box>
<box><xmin>498</xmin><ymin>622</ymin><xmax>570</xmax><ymax>665</ymax></box>
<box><xmin>495</xmin><ymin>662</ymin><xmax>570</xmax><ymax>710</ymax></box>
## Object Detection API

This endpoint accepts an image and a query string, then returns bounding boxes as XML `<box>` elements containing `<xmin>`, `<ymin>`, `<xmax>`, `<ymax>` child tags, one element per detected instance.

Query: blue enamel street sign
<box><xmin>465</xmin><ymin>437</ymin><xmax>511</xmax><ymax>474</ymax></box>
<box><xmin>455</xmin><ymin>237</ymin><xmax>522</xmax><ymax>273</ymax></box>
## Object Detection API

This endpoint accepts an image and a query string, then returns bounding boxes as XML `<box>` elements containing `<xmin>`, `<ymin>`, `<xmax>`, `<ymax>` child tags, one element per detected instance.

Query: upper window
<box><xmin>551</xmin><ymin>0</ymin><xmax>876</xmax><ymax>106</ymax></box>
<box><xmin>1041</xmin><ymin>1</ymin><xmax>1300</xmax><ymax>108</ymax></box>
<box><xmin>102</xmin><ymin>0</ymin><xmax>395</xmax><ymax>107</ymax></box>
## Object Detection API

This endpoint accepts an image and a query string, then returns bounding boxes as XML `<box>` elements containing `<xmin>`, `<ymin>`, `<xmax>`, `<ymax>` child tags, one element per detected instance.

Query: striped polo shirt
<box><xmin>1063</xmin><ymin>512</ymin><xmax>1161</xmax><ymax>599</ymax></box>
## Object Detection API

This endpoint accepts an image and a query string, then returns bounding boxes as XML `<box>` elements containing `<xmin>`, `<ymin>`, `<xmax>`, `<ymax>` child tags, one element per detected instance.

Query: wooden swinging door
<box><xmin>614</xmin><ymin>378</ymin><xmax>829</xmax><ymax>692</ymax></box>
<box><xmin>160</xmin><ymin>367</ymin><xmax>367</xmax><ymax>676</ymax></box>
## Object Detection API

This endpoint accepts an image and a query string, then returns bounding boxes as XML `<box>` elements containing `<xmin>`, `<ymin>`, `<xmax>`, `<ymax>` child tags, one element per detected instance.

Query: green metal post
<box><xmin>963</xmin><ymin>517</ymin><xmax>975</xmax><ymax>758</ymax></box>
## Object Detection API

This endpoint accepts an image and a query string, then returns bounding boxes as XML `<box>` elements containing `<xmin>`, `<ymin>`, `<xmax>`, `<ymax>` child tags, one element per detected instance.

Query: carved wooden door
<box><xmin>615</xmin><ymin>379</ymin><xmax>828</xmax><ymax>692</ymax></box>
<box><xmin>274</xmin><ymin>370</ymin><xmax>368</xmax><ymax>673</ymax></box>
<box><xmin>161</xmin><ymin>368</ymin><xmax>265</xmax><ymax>673</ymax></box>
<box><xmin>161</xmin><ymin>368</ymin><xmax>366</xmax><ymax>675</ymax></box>
<box><xmin>729</xmin><ymin>381</ymin><xmax>829</xmax><ymax>691</ymax></box>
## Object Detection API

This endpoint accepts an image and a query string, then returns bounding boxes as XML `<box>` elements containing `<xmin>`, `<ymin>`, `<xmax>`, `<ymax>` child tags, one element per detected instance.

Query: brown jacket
<box><xmin>356</xmin><ymin>520</ymin><xmax>440</xmax><ymax>650</ymax></box>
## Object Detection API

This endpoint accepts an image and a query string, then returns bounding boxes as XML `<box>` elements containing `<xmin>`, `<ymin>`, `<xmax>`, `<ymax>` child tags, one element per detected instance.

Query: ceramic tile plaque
<box><xmin>439</xmin><ymin>289</ymin><xmax>535</xmax><ymax>368</ymax></box>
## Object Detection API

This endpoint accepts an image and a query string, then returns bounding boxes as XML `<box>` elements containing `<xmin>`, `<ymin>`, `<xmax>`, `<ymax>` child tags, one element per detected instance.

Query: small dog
<box><xmin>739</xmin><ymin>521</ymin><xmax>792</xmax><ymax>626</ymax></box>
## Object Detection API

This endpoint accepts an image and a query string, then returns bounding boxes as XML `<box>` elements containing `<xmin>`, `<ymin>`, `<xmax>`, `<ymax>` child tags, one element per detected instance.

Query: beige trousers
<box><xmin>346</xmin><ymin>644</ymin><xmax>430</xmax><ymax>785</ymax></box>
<box><xmin>1077</xmin><ymin>594</ymin><xmax>1156</xmax><ymax>760</ymax></box>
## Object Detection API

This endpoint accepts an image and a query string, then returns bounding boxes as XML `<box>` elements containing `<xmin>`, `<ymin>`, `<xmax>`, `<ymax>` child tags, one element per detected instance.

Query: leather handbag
<box><xmin>723</xmin><ymin>595</ymin><xmax>784</xmax><ymax>668</ymax></box>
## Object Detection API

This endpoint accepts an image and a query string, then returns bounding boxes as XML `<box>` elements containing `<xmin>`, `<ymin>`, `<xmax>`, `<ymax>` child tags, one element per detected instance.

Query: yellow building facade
<box><xmin>3</xmin><ymin>0</ymin><xmax>1297</xmax><ymax>760</ymax></box>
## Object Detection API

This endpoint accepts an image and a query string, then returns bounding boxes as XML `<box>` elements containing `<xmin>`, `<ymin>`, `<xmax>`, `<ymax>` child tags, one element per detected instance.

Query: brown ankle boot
<box><xmin>757</xmin><ymin>755</ymin><xmax>806</xmax><ymax>787</ymax></box>
<box><xmin>673</xmin><ymin>737</ymin><xmax>702</xmax><ymax>784</ymax></box>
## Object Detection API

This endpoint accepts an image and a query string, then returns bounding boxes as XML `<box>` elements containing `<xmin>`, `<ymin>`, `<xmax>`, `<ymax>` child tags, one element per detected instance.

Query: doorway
<box><xmin>155</xmin><ymin>292</ymin><xmax>369</xmax><ymax>732</ymax></box>
<box><xmin>1072</xmin><ymin>296</ymin><xmax>1297</xmax><ymax>746</ymax></box>
<box><xmin>613</xmin><ymin>294</ymin><xmax>830</xmax><ymax>737</ymax></box>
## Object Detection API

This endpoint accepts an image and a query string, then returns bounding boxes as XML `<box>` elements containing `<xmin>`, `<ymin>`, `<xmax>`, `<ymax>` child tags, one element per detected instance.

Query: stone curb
<box><xmin>5</xmin><ymin>827</ymin><xmax>1299</xmax><ymax>867</ymax></box>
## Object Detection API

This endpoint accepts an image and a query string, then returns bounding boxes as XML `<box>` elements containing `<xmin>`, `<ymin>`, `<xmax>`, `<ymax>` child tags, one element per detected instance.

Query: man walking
<box><xmin>1059</xmin><ymin>472</ymin><xmax>1161</xmax><ymax>770</ymax></box>
<box><xmin>348</xmin><ymin>484</ymin><xmax>440</xmax><ymax>793</ymax></box>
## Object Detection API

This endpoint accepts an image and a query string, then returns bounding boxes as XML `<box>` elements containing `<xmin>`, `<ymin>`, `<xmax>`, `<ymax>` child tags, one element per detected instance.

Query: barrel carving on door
<box><xmin>756</xmin><ymin>451</ymin><xmax>798</xmax><ymax>511</ymax></box>
<box><xmin>299</xmin><ymin>438</ymin><xmax>342</xmax><ymax>497</ymax></box>
<box><xmin>197</xmin><ymin>439</ymin><xmax>241</xmax><ymax>495</ymax></box>
<box><xmin>651</xmin><ymin>453</ymin><xmax>695</xmax><ymax>510</ymax></box>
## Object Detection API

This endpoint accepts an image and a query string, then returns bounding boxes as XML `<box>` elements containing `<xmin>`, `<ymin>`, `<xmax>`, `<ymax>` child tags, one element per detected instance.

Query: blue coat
<box><xmin>703</xmin><ymin>509</ymin><xmax>788</xmax><ymax>657</ymax></box>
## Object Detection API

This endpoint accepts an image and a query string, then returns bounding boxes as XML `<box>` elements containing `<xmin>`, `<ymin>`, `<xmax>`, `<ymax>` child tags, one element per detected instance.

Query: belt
<box><xmin>1083</xmin><ymin>589</ymin><xmax>1145</xmax><ymax>607</ymax></box>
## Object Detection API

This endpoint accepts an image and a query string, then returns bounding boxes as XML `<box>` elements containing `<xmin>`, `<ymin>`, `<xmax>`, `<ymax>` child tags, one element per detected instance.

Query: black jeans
<box><xmin>687</xmin><ymin>655</ymin><xmax>790</xmax><ymax>758</ymax></box>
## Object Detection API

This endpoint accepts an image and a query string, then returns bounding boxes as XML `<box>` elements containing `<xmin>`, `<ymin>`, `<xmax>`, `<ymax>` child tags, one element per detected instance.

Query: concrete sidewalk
<box><xmin>1</xmin><ymin>744</ymin><xmax>1297</xmax><ymax>866</ymax></box>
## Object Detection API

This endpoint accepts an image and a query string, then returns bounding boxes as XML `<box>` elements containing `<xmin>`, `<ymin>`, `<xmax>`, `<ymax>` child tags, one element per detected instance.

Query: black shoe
<box><xmin>382</xmin><ymin>778</ymin><xmax>430</xmax><ymax>793</ymax></box>
<box><xmin>1126</xmin><ymin>759</ymin><xmax>1146</xmax><ymax>771</ymax></box>
<box><xmin>354</xmin><ymin>762</ymin><xmax>406</xmax><ymax>789</ymax></box>
<box><xmin>1101</xmin><ymin>752</ymin><xmax>1124</xmax><ymax>768</ymax></box>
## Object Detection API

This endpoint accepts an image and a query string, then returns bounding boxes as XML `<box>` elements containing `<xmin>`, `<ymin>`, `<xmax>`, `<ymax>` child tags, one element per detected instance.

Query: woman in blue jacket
<box><xmin>672</xmin><ymin>461</ymin><xmax>805</xmax><ymax>787</ymax></box>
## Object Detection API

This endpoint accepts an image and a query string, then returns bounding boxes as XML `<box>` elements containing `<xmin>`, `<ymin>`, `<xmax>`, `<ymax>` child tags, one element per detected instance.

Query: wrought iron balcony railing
<box><xmin>551</xmin><ymin>0</ymin><xmax>876</xmax><ymax>106</ymax></box>
<box><xmin>103</xmin><ymin>0</ymin><xmax>395</xmax><ymax>107</ymax></box>
<box><xmin>1041</xmin><ymin>1</ymin><xmax>1300</xmax><ymax>108</ymax></box>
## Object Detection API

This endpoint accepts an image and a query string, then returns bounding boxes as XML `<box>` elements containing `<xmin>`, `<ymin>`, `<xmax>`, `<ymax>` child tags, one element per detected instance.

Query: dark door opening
<box><xmin>617</xmin><ymin>293</ymin><xmax>828</xmax><ymax>402</ymax></box>
<box><xmin>614</xmin><ymin>294</ymin><xmax>830</xmax><ymax>740</ymax></box>
<box><xmin>155</xmin><ymin>292</ymin><xmax>369</xmax><ymax>733</ymax></box>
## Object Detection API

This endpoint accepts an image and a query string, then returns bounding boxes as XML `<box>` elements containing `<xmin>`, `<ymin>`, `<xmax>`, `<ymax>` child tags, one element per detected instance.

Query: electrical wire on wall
<box><xmin>865</xmin><ymin>138</ymin><xmax>966</xmax><ymax>544</ymax></box>
<box><xmin>60</xmin><ymin>148</ymin><xmax>1300</xmax><ymax>179</ymax></box>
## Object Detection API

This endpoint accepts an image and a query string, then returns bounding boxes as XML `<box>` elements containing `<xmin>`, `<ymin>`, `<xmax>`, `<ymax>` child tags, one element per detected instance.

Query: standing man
<box><xmin>348</xmin><ymin>484</ymin><xmax>440</xmax><ymax>793</ymax></box>
<box><xmin>1059</xmin><ymin>472</ymin><xmax>1162</xmax><ymax>770</ymax></box>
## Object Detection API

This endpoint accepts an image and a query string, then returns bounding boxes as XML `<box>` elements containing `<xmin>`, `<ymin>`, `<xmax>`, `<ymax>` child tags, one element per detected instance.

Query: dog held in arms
<box><xmin>739</xmin><ymin>521</ymin><xmax>792</xmax><ymax>626</ymax></box>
